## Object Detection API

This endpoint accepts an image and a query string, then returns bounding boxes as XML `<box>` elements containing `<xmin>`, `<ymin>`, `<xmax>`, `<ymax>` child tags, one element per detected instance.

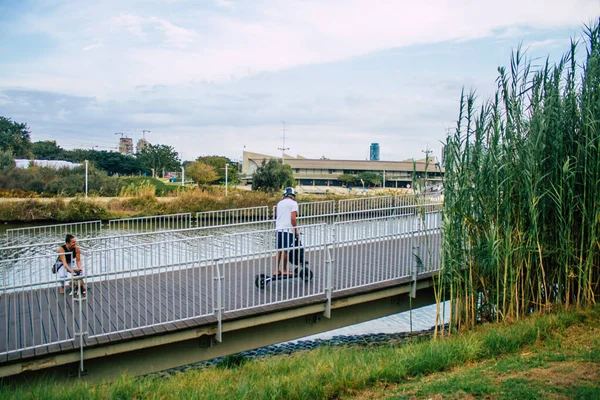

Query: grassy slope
<box><xmin>1</xmin><ymin>306</ymin><xmax>598</xmax><ymax>399</ymax></box>
<box><xmin>347</xmin><ymin>312</ymin><xmax>600</xmax><ymax>399</ymax></box>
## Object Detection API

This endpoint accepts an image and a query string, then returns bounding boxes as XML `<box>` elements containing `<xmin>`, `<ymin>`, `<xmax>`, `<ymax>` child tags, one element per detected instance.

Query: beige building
<box><xmin>118</xmin><ymin>137</ymin><xmax>134</xmax><ymax>155</ymax></box>
<box><xmin>242</xmin><ymin>151</ymin><xmax>443</xmax><ymax>189</ymax></box>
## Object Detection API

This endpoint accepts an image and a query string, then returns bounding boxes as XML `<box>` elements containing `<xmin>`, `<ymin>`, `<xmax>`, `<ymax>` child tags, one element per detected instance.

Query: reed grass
<box><xmin>441</xmin><ymin>21</ymin><xmax>600</xmax><ymax>330</ymax></box>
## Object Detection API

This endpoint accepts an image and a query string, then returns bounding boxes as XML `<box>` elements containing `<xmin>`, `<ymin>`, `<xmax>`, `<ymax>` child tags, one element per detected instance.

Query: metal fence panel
<box><xmin>108</xmin><ymin>213</ymin><xmax>192</xmax><ymax>232</ymax></box>
<box><xmin>0</xmin><ymin>253</ymin><xmax>78</xmax><ymax>361</ymax></box>
<box><xmin>196</xmin><ymin>206</ymin><xmax>270</xmax><ymax>228</ymax></box>
<box><xmin>0</xmin><ymin>199</ymin><xmax>444</xmax><ymax>360</ymax></box>
<box><xmin>5</xmin><ymin>221</ymin><xmax>103</xmax><ymax>247</ymax></box>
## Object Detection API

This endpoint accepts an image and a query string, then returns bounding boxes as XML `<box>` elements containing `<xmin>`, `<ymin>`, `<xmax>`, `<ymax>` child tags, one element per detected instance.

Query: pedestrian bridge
<box><xmin>0</xmin><ymin>195</ymin><xmax>443</xmax><ymax>381</ymax></box>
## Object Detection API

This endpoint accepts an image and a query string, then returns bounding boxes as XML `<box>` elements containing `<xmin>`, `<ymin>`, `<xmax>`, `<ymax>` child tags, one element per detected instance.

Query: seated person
<box><xmin>56</xmin><ymin>234</ymin><xmax>87</xmax><ymax>296</ymax></box>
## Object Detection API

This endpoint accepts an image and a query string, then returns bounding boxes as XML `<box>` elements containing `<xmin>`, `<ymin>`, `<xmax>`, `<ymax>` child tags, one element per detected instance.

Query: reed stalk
<box><xmin>441</xmin><ymin>21</ymin><xmax>600</xmax><ymax>328</ymax></box>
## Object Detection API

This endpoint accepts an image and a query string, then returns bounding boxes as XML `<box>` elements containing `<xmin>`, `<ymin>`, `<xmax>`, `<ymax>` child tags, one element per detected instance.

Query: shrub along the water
<box><xmin>440</xmin><ymin>21</ymin><xmax>600</xmax><ymax>330</ymax></box>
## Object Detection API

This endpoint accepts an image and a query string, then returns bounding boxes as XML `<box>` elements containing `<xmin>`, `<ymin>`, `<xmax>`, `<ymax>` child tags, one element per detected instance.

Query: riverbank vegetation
<box><xmin>0</xmin><ymin>187</ymin><xmax>277</xmax><ymax>222</ymax></box>
<box><xmin>438</xmin><ymin>21</ymin><xmax>600</xmax><ymax>331</ymax></box>
<box><xmin>0</xmin><ymin>305</ymin><xmax>598</xmax><ymax>399</ymax></box>
<box><xmin>0</xmin><ymin>186</ymin><xmax>412</xmax><ymax>223</ymax></box>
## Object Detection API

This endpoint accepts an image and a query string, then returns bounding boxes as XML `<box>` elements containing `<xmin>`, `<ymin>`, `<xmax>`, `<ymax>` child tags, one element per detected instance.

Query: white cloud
<box><xmin>110</xmin><ymin>14</ymin><xmax>147</xmax><ymax>39</ymax></box>
<box><xmin>3</xmin><ymin>0</ymin><xmax>597</xmax><ymax>96</ymax></box>
<box><xmin>82</xmin><ymin>43</ymin><xmax>104</xmax><ymax>52</ymax></box>
<box><xmin>1</xmin><ymin>0</ymin><xmax>598</xmax><ymax>161</ymax></box>
<box><xmin>215</xmin><ymin>0</ymin><xmax>235</xmax><ymax>9</ymax></box>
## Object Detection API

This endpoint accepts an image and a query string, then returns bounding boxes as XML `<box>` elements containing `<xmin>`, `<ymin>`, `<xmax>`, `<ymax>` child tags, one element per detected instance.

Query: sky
<box><xmin>1</xmin><ymin>0</ymin><xmax>599</xmax><ymax>163</ymax></box>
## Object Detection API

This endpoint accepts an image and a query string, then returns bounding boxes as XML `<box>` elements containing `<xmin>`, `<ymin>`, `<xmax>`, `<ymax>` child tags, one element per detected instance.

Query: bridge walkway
<box><xmin>1</xmin><ymin>233</ymin><xmax>440</xmax><ymax>364</ymax></box>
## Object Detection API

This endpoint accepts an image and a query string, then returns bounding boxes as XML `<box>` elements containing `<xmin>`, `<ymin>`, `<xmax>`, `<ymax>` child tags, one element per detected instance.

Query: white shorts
<box><xmin>57</xmin><ymin>262</ymin><xmax>85</xmax><ymax>286</ymax></box>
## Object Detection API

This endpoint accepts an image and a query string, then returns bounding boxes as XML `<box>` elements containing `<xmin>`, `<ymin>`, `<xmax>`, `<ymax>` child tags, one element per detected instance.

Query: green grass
<box><xmin>1</xmin><ymin>306</ymin><xmax>598</xmax><ymax>399</ymax></box>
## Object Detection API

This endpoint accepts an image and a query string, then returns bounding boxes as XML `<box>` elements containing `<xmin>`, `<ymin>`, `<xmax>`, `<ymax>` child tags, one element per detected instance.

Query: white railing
<box><xmin>0</xmin><ymin>252</ymin><xmax>80</xmax><ymax>359</ymax></box>
<box><xmin>338</xmin><ymin>195</ymin><xmax>394</xmax><ymax>214</ymax></box>
<box><xmin>196</xmin><ymin>206</ymin><xmax>270</xmax><ymax>228</ymax></box>
<box><xmin>0</xmin><ymin>204</ymin><xmax>442</xmax><ymax>361</ymax></box>
<box><xmin>0</xmin><ymin>200</ymin><xmax>442</xmax><ymax>269</ymax></box>
<box><xmin>108</xmin><ymin>213</ymin><xmax>192</xmax><ymax>232</ymax></box>
<box><xmin>272</xmin><ymin>200</ymin><xmax>337</xmax><ymax>223</ymax></box>
<box><xmin>5</xmin><ymin>220</ymin><xmax>103</xmax><ymax>245</ymax></box>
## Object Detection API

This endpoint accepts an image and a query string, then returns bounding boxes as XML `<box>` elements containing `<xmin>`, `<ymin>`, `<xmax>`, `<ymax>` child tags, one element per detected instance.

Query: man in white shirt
<box><xmin>275</xmin><ymin>187</ymin><xmax>299</xmax><ymax>276</ymax></box>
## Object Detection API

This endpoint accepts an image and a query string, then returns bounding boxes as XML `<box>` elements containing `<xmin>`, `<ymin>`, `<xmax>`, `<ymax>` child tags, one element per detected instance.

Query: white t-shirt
<box><xmin>275</xmin><ymin>197</ymin><xmax>298</xmax><ymax>230</ymax></box>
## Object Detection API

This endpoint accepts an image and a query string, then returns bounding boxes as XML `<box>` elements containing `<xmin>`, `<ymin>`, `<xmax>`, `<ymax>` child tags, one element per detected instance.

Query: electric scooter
<box><xmin>255</xmin><ymin>234</ymin><xmax>313</xmax><ymax>289</ymax></box>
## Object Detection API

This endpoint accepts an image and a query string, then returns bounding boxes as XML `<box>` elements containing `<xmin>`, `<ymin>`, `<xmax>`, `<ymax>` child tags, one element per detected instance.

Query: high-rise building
<box><xmin>136</xmin><ymin>138</ymin><xmax>149</xmax><ymax>153</ymax></box>
<box><xmin>119</xmin><ymin>138</ymin><xmax>134</xmax><ymax>155</ymax></box>
<box><xmin>369</xmin><ymin>143</ymin><xmax>380</xmax><ymax>161</ymax></box>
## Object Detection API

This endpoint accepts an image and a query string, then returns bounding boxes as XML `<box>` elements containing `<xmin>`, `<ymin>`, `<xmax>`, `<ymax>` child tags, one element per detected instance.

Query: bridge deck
<box><xmin>1</xmin><ymin>233</ymin><xmax>440</xmax><ymax>364</ymax></box>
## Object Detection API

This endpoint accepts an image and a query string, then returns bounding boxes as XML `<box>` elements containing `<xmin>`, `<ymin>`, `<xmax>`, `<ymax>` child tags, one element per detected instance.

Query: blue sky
<box><xmin>1</xmin><ymin>0</ymin><xmax>598</xmax><ymax>162</ymax></box>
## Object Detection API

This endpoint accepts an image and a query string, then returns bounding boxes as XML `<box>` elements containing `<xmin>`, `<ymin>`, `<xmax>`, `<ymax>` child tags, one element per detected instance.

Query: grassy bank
<box><xmin>1</xmin><ymin>306</ymin><xmax>598</xmax><ymax>399</ymax></box>
<box><xmin>0</xmin><ymin>188</ymin><xmax>280</xmax><ymax>222</ymax></box>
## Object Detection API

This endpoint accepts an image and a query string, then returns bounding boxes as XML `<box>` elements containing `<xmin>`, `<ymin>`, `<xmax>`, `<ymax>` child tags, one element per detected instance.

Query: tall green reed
<box><xmin>442</xmin><ymin>21</ymin><xmax>600</xmax><ymax>330</ymax></box>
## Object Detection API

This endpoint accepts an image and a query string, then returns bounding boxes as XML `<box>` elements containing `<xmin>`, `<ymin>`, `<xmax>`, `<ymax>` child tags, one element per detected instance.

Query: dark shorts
<box><xmin>277</xmin><ymin>231</ymin><xmax>295</xmax><ymax>250</ymax></box>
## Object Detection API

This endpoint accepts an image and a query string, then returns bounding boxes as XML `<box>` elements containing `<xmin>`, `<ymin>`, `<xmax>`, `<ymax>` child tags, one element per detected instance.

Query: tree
<box><xmin>0</xmin><ymin>150</ymin><xmax>15</xmax><ymax>171</ymax></box>
<box><xmin>357</xmin><ymin>171</ymin><xmax>383</xmax><ymax>187</ymax></box>
<box><xmin>337</xmin><ymin>174</ymin><xmax>358</xmax><ymax>186</ymax></box>
<box><xmin>64</xmin><ymin>149</ymin><xmax>142</xmax><ymax>175</ymax></box>
<box><xmin>32</xmin><ymin>140</ymin><xmax>65</xmax><ymax>160</ymax></box>
<box><xmin>251</xmin><ymin>159</ymin><xmax>295</xmax><ymax>192</ymax></box>
<box><xmin>196</xmin><ymin>155</ymin><xmax>240</xmax><ymax>184</ymax></box>
<box><xmin>136</xmin><ymin>144</ymin><xmax>181</xmax><ymax>177</ymax></box>
<box><xmin>186</xmin><ymin>161</ymin><xmax>219</xmax><ymax>187</ymax></box>
<box><xmin>0</xmin><ymin>117</ymin><xmax>32</xmax><ymax>158</ymax></box>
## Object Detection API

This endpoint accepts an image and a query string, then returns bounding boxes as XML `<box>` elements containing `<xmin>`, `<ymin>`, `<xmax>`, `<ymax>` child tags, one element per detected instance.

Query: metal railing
<box><xmin>1</xmin><ymin>252</ymin><xmax>81</xmax><ymax>359</ymax></box>
<box><xmin>108</xmin><ymin>213</ymin><xmax>192</xmax><ymax>232</ymax></box>
<box><xmin>0</xmin><ymin>203</ymin><xmax>442</xmax><ymax>364</ymax></box>
<box><xmin>5</xmin><ymin>220</ymin><xmax>103</xmax><ymax>245</ymax></box>
<box><xmin>0</xmin><ymin>198</ymin><xmax>442</xmax><ymax>265</ymax></box>
<box><xmin>196</xmin><ymin>206</ymin><xmax>270</xmax><ymax>228</ymax></box>
<box><xmin>338</xmin><ymin>195</ymin><xmax>394</xmax><ymax>214</ymax></box>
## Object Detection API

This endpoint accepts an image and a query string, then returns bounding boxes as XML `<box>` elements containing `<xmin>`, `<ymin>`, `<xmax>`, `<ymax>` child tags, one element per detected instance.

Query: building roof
<box><xmin>243</xmin><ymin>151</ymin><xmax>442</xmax><ymax>173</ymax></box>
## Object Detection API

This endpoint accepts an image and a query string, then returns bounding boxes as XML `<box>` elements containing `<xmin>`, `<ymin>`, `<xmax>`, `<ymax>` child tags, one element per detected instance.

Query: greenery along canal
<box><xmin>440</xmin><ymin>22</ymin><xmax>600</xmax><ymax>330</ymax></box>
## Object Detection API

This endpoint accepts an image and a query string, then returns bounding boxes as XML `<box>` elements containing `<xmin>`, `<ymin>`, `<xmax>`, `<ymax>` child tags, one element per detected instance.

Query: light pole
<box><xmin>85</xmin><ymin>160</ymin><xmax>89</xmax><ymax>197</ymax></box>
<box><xmin>422</xmin><ymin>147</ymin><xmax>432</xmax><ymax>193</ymax></box>
<box><xmin>225</xmin><ymin>163</ymin><xmax>229</xmax><ymax>196</ymax></box>
<box><xmin>278</xmin><ymin>121</ymin><xmax>289</xmax><ymax>165</ymax></box>
<box><xmin>85</xmin><ymin>160</ymin><xmax>88</xmax><ymax>198</ymax></box>
<box><xmin>181</xmin><ymin>165</ymin><xmax>185</xmax><ymax>187</ymax></box>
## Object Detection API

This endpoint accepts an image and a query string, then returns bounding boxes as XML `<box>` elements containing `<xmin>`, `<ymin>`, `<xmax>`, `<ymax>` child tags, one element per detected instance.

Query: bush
<box><xmin>55</xmin><ymin>198</ymin><xmax>109</xmax><ymax>221</ymax></box>
<box><xmin>44</xmin><ymin>175</ymin><xmax>85</xmax><ymax>196</ymax></box>
<box><xmin>24</xmin><ymin>178</ymin><xmax>46</xmax><ymax>193</ymax></box>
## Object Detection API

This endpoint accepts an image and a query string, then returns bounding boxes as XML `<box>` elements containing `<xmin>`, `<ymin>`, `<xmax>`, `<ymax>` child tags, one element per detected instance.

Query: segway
<box><xmin>255</xmin><ymin>234</ymin><xmax>313</xmax><ymax>289</ymax></box>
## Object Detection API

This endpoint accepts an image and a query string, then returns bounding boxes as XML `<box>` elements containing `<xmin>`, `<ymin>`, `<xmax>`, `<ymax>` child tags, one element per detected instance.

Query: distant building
<box><xmin>15</xmin><ymin>159</ymin><xmax>82</xmax><ymax>169</ymax></box>
<box><xmin>242</xmin><ymin>151</ymin><xmax>443</xmax><ymax>188</ymax></box>
<box><xmin>369</xmin><ymin>143</ymin><xmax>380</xmax><ymax>161</ymax></box>
<box><xmin>119</xmin><ymin>138</ymin><xmax>134</xmax><ymax>155</ymax></box>
<box><xmin>136</xmin><ymin>138</ymin><xmax>149</xmax><ymax>153</ymax></box>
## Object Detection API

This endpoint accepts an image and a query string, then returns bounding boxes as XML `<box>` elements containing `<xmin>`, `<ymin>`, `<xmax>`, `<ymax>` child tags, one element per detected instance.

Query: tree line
<box><xmin>1</xmin><ymin>116</ymin><xmax>241</xmax><ymax>181</ymax></box>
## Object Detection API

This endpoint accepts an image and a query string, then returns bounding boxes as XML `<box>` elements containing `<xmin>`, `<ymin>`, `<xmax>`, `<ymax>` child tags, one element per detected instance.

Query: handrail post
<box><xmin>213</xmin><ymin>259</ymin><xmax>224</xmax><ymax>343</ymax></box>
<box><xmin>73</xmin><ymin>274</ymin><xmax>87</xmax><ymax>377</ymax></box>
<box><xmin>324</xmin><ymin>242</ymin><xmax>334</xmax><ymax>318</ymax></box>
